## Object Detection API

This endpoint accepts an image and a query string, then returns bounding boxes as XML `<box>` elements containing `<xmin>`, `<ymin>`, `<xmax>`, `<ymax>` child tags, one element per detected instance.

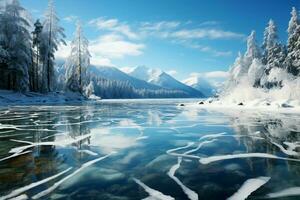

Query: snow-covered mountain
<box><xmin>128</xmin><ymin>66</ymin><xmax>204</xmax><ymax>97</ymax></box>
<box><xmin>183</xmin><ymin>76</ymin><xmax>216</xmax><ymax>97</ymax></box>
<box><xmin>89</xmin><ymin>65</ymin><xmax>163</xmax><ymax>90</ymax></box>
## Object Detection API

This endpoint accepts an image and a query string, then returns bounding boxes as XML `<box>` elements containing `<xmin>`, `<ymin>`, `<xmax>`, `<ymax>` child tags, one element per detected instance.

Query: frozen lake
<box><xmin>0</xmin><ymin>99</ymin><xmax>300</xmax><ymax>200</ymax></box>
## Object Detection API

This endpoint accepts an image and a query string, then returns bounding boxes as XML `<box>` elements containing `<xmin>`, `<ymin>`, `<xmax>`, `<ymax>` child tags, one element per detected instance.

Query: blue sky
<box><xmin>21</xmin><ymin>0</ymin><xmax>298</xmax><ymax>81</ymax></box>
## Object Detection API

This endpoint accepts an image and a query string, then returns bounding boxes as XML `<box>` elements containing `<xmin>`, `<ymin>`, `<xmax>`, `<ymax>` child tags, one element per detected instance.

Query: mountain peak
<box><xmin>128</xmin><ymin>66</ymin><xmax>204</xmax><ymax>97</ymax></box>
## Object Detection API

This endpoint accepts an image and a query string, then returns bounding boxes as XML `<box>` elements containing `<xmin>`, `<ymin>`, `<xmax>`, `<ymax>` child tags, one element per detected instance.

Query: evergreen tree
<box><xmin>285</xmin><ymin>7</ymin><xmax>300</xmax><ymax>76</ymax></box>
<box><xmin>260</xmin><ymin>19</ymin><xmax>287</xmax><ymax>88</ymax></box>
<box><xmin>245</xmin><ymin>31</ymin><xmax>261</xmax><ymax>61</ymax></box>
<box><xmin>262</xmin><ymin>20</ymin><xmax>278</xmax><ymax>65</ymax></box>
<box><xmin>284</xmin><ymin>7</ymin><xmax>300</xmax><ymax>75</ymax></box>
<box><xmin>65</xmin><ymin>22</ymin><xmax>91</xmax><ymax>93</ymax></box>
<box><xmin>0</xmin><ymin>0</ymin><xmax>32</xmax><ymax>91</ymax></box>
<box><xmin>40</xmin><ymin>0</ymin><xmax>66</xmax><ymax>92</ymax></box>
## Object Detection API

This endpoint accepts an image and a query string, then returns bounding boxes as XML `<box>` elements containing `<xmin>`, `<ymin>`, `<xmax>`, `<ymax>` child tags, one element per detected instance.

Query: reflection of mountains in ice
<box><xmin>0</xmin><ymin>102</ymin><xmax>300</xmax><ymax>199</ymax></box>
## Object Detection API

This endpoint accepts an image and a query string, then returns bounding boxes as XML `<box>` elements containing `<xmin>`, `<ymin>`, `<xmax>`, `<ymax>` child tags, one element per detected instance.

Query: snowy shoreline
<box><xmin>182</xmin><ymin>98</ymin><xmax>300</xmax><ymax>114</ymax></box>
<box><xmin>0</xmin><ymin>90</ymin><xmax>95</xmax><ymax>106</ymax></box>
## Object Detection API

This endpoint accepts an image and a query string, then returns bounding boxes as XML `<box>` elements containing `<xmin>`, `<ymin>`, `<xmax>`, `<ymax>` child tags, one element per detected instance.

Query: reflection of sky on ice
<box><xmin>0</xmin><ymin>100</ymin><xmax>300</xmax><ymax>199</ymax></box>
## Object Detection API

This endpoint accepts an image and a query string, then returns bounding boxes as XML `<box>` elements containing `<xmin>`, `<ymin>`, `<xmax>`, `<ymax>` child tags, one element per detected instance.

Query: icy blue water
<box><xmin>0</xmin><ymin>99</ymin><xmax>300</xmax><ymax>200</ymax></box>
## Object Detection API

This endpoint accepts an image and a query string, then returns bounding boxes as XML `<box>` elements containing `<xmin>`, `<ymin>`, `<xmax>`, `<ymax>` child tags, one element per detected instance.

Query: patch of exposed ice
<box><xmin>0</xmin><ymin>151</ymin><xmax>31</xmax><ymax>163</ymax></box>
<box><xmin>199</xmin><ymin>132</ymin><xmax>264</xmax><ymax>141</ymax></box>
<box><xmin>199</xmin><ymin>132</ymin><xmax>227</xmax><ymax>141</ymax></box>
<box><xmin>0</xmin><ymin>130</ymin><xmax>14</xmax><ymax>134</ymax></box>
<box><xmin>184</xmin><ymin>139</ymin><xmax>218</xmax><ymax>155</ymax></box>
<box><xmin>199</xmin><ymin>153</ymin><xmax>300</xmax><ymax>165</ymax></box>
<box><xmin>266</xmin><ymin>187</ymin><xmax>300</xmax><ymax>198</ymax></box>
<box><xmin>0</xmin><ymin>168</ymin><xmax>72</xmax><ymax>200</ymax></box>
<box><xmin>133</xmin><ymin>178</ymin><xmax>175</xmax><ymax>200</ymax></box>
<box><xmin>167</xmin><ymin>157</ymin><xmax>198</xmax><ymax>200</ymax></box>
<box><xmin>166</xmin><ymin>142</ymin><xmax>194</xmax><ymax>155</ymax></box>
<box><xmin>32</xmin><ymin>152</ymin><xmax>116</xmax><ymax>199</ymax></box>
<box><xmin>227</xmin><ymin>176</ymin><xmax>270</xmax><ymax>200</ymax></box>
<box><xmin>78</xmin><ymin>149</ymin><xmax>98</xmax><ymax>156</ymax></box>
<box><xmin>9</xmin><ymin>194</ymin><xmax>28</xmax><ymax>200</ymax></box>
<box><xmin>9</xmin><ymin>134</ymin><xmax>92</xmax><ymax>154</ymax></box>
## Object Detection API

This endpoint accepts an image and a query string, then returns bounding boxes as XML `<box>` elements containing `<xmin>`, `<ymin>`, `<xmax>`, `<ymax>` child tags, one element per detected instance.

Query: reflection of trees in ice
<box><xmin>164</xmin><ymin>109</ymin><xmax>300</xmax><ymax>199</ymax></box>
<box><xmin>228</xmin><ymin>111</ymin><xmax>300</xmax><ymax>155</ymax></box>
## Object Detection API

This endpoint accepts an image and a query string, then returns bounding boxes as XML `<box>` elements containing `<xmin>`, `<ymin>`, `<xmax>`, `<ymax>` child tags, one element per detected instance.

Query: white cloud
<box><xmin>140</xmin><ymin>21</ymin><xmax>181</xmax><ymax>32</ymax></box>
<box><xmin>199</xmin><ymin>21</ymin><xmax>219</xmax><ymax>26</ymax></box>
<box><xmin>171</xmin><ymin>29</ymin><xmax>245</xmax><ymax>40</ymax></box>
<box><xmin>89</xmin><ymin>17</ymin><xmax>138</xmax><ymax>39</ymax></box>
<box><xmin>194</xmin><ymin>71</ymin><xmax>229</xmax><ymax>79</ymax></box>
<box><xmin>55</xmin><ymin>34</ymin><xmax>144</xmax><ymax>67</ymax></box>
<box><xmin>188</xmin><ymin>70</ymin><xmax>229</xmax><ymax>88</ymax></box>
<box><xmin>180</xmin><ymin>42</ymin><xmax>232</xmax><ymax>57</ymax></box>
<box><xmin>137</xmin><ymin>20</ymin><xmax>243</xmax><ymax>57</ymax></box>
<box><xmin>63</xmin><ymin>15</ymin><xmax>78</xmax><ymax>23</ymax></box>
<box><xmin>89</xmin><ymin>34</ymin><xmax>145</xmax><ymax>59</ymax></box>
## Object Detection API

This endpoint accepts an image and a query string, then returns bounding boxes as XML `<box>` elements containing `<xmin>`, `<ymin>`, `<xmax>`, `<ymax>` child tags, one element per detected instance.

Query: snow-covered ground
<box><xmin>185</xmin><ymin>97</ymin><xmax>300</xmax><ymax>113</ymax></box>
<box><xmin>0</xmin><ymin>90</ymin><xmax>100</xmax><ymax>106</ymax></box>
<box><xmin>184</xmin><ymin>75</ymin><xmax>300</xmax><ymax>113</ymax></box>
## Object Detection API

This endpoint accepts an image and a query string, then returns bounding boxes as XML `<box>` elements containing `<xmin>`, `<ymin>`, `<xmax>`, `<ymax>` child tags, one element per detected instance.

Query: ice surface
<box><xmin>133</xmin><ymin>178</ymin><xmax>175</xmax><ymax>200</ymax></box>
<box><xmin>0</xmin><ymin>151</ymin><xmax>31</xmax><ymax>163</ymax></box>
<box><xmin>0</xmin><ymin>90</ymin><xmax>88</xmax><ymax>106</ymax></box>
<box><xmin>199</xmin><ymin>133</ymin><xmax>264</xmax><ymax>141</ymax></box>
<box><xmin>166</xmin><ymin>142</ymin><xmax>200</xmax><ymax>159</ymax></box>
<box><xmin>166</xmin><ymin>142</ymin><xmax>195</xmax><ymax>155</ymax></box>
<box><xmin>32</xmin><ymin>152</ymin><xmax>116</xmax><ymax>199</ymax></box>
<box><xmin>10</xmin><ymin>194</ymin><xmax>28</xmax><ymax>200</ymax></box>
<box><xmin>199</xmin><ymin>132</ymin><xmax>227</xmax><ymax>141</ymax></box>
<box><xmin>184</xmin><ymin>139</ymin><xmax>218</xmax><ymax>155</ymax></box>
<box><xmin>9</xmin><ymin>134</ymin><xmax>92</xmax><ymax>154</ymax></box>
<box><xmin>199</xmin><ymin>153</ymin><xmax>300</xmax><ymax>164</ymax></box>
<box><xmin>78</xmin><ymin>149</ymin><xmax>98</xmax><ymax>156</ymax></box>
<box><xmin>167</xmin><ymin>157</ymin><xmax>198</xmax><ymax>200</ymax></box>
<box><xmin>266</xmin><ymin>187</ymin><xmax>300</xmax><ymax>198</ymax></box>
<box><xmin>0</xmin><ymin>168</ymin><xmax>72</xmax><ymax>200</ymax></box>
<box><xmin>227</xmin><ymin>177</ymin><xmax>270</xmax><ymax>200</ymax></box>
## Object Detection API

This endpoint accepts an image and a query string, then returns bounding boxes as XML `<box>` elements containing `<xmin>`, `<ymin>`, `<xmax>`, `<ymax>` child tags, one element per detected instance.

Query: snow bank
<box><xmin>221</xmin><ymin>74</ymin><xmax>300</xmax><ymax>108</ymax></box>
<box><xmin>227</xmin><ymin>177</ymin><xmax>270</xmax><ymax>200</ymax></box>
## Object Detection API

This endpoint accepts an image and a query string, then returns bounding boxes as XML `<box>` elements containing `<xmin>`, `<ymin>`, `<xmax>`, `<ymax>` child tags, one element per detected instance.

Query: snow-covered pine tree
<box><xmin>262</xmin><ymin>20</ymin><xmax>278</xmax><ymax>65</ymax></box>
<box><xmin>0</xmin><ymin>0</ymin><xmax>32</xmax><ymax>91</ymax></box>
<box><xmin>224</xmin><ymin>31</ymin><xmax>262</xmax><ymax>91</ymax></box>
<box><xmin>260</xmin><ymin>19</ymin><xmax>287</xmax><ymax>88</ymax></box>
<box><xmin>40</xmin><ymin>0</ymin><xmax>66</xmax><ymax>92</ymax></box>
<box><xmin>285</xmin><ymin>7</ymin><xmax>300</xmax><ymax>76</ymax></box>
<box><xmin>225</xmin><ymin>52</ymin><xmax>244</xmax><ymax>90</ymax></box>
<box><xmin>245</xmin><ymin>31</ymin><xmax>261</xmax><ymax>62</ymax></box>
<box><xmin>288</xmin><ymin>7</ymin><xmax>298</xmax><ymax>39</ymax></box>
<box><xmin>244</xmin><ymin>31</ymin><xmax>265</xmax><ymax>87</ymax></box>
<box><xmin>65</xmin><ymin>22</ymin><xmax>91</xmax><ymax>94</ymax></box>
